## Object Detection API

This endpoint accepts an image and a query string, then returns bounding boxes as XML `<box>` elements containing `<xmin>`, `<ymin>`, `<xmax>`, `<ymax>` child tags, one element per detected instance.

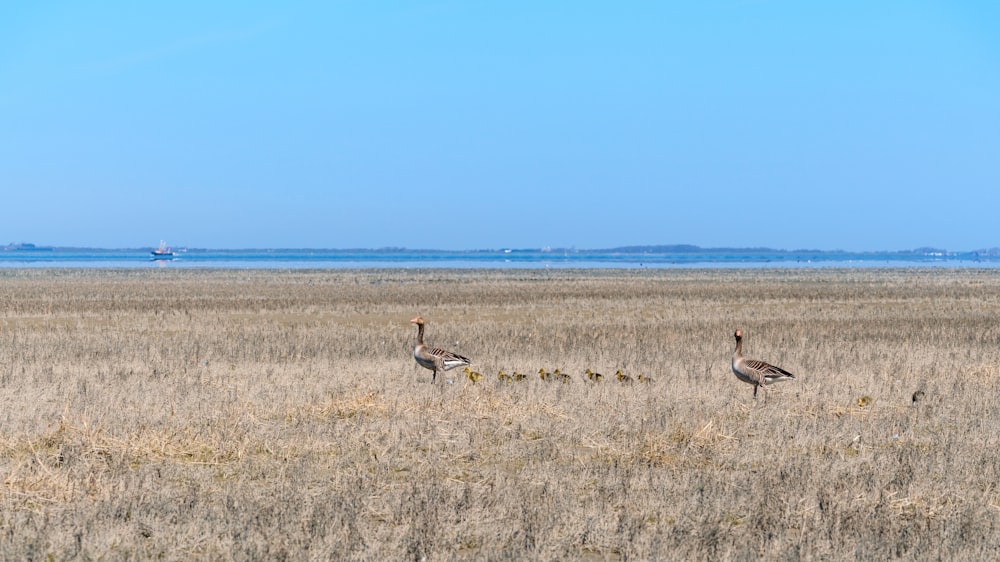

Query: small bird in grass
<box><xmin>616</xmin><ymin>370</ymin><xmax>633</xmax><ymax>384</ymax></box>
<box><xmin>731</xmin><ymin>329</ymin><xmax>796</xmax><ymax>400</ymax></box>
<box><xmin>513</xmin><ymin>371</ymin><xmax>527</xmax><ymax>382</ymax></box>
<box><xmin>410</xmin><ymin>316</ymin><xmax>471</xmax><ymax>384</ymax></box>
<box><xmin>538</xmin><ymin>368</ymin><xmax>552</xmax><ymax>381</ymax></box>
<box><xmin>498</xmin><ymin>369</ymin><xmax>513</xmax><ymax>382</ymax></box>
<box><xmin>554</xmin><ymin>369</ymin><xmax>572</xmax><ymax>384</ymax></box>
<box><xmin>638</xmin><ymin>373</ymin><xmax>654</xmax><ymax>384</ymax></box>
<box><xmin>463</xmin><ymin>367</ymin><xmax>483</xmax><ymax>383</ymax></box>
<box><xmin>584</xmin><ymin>368</ymin><xmax>604</xmax><ymax>382</ymax></box>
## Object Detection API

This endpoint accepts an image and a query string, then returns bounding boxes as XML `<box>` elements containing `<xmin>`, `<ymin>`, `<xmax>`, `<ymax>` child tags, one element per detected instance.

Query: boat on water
<box><xmin>151</xmin><ymin>241</ymin><xmax>176</xmax><ymax>259</ymax></box>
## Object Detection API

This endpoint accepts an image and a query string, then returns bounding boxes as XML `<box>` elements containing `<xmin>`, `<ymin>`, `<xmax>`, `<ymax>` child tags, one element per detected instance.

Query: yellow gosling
<box><xmin>464</xmin><ymin>366</ymin><xmax>483</xmax><ymax>383</ymax></box>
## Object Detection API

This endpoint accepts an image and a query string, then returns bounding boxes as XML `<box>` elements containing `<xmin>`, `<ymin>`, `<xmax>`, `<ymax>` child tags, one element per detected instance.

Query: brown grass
<box><xmin>1</xmin><ymin>268</ymin><xmax>998</xmax><ymax>560</ymax></box>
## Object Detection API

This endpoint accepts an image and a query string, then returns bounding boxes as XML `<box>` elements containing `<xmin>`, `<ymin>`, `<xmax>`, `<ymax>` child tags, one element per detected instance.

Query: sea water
<box><xmin>0</xmin><ymin>248</ymin><xmax>997</xmax><ymax>269</ymax></box>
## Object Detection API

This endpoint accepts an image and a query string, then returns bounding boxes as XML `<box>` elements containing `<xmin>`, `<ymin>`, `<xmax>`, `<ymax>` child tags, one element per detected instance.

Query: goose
<box><xmin>731</xmin><ymin>329</ymin><xmax>795</xmax><ymax>399</ymax></box>
<box><xmin>513</xmin><ymin>371</ymin><xmax>527</xmax><ymax>382</ymax></box>
<box><xmin>538</xmin><ymin>368</ymin><xmax>552</xmax><ymax>381</ymax></box>
<box><xmin>498</xmin><ymin>369</ymin><xmax>513</xmax><ymax>382</ymax></box>
<box><xmin>554</xmin><ymin>369</ymin><xmax>572</xmax><ymax>384</ymax></box>
<box><xmin>584</xmin><ymin>368</ymin><xmax>604</xmax><ymax>382</ymax></box>
<box><xmin>638</xmin><ymin>373</ymin><xmax>654</xmax><ymax>384</ymax></box>
<box><xmin>464</xmin><ymin>367</ymin><xmax>483</xmax><ymax>383</ymax></box>
<box><xmin>615</xmin><ymin>370</ymin><xmax>633</xmax><ymax>384</ymax></box>
<box><xmin>410</xmin><ymin>316</ymin><xmax>471</xmax><ymax>384</ymax></box>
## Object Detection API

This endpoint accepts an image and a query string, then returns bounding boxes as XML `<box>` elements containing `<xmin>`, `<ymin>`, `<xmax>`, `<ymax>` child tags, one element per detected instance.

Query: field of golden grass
<box><xmin>1</xmin><ymin>268</ymin><xmax>998</xmax><ymax>560</ymax></box>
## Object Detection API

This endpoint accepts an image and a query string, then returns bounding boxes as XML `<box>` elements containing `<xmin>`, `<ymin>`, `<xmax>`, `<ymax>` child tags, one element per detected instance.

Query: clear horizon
<box><xmin>3</xmin><ymin>2</ymin><xmax>998</xmax><ymax>251</ymax></box>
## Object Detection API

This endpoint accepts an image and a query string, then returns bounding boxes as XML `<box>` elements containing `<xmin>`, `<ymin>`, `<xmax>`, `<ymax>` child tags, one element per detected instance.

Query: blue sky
<box><xmin>2</xmin><ymin>1</ymin><xmax>998</xmax><ymax>251</ymax></box>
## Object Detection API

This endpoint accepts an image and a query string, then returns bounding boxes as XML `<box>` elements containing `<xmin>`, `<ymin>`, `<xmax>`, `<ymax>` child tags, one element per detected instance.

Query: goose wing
<box><xmin>427</xmin><ymin>347</ymin><xmax>471</xmax><ymax>370</ymax></box>
<box><xmin>744</xmin><ymin>358</ymin><xmax>795</xmax><ymax>383</ymax></box>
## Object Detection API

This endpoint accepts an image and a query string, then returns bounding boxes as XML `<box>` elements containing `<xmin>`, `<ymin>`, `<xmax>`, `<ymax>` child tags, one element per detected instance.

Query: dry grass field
<box><xmin>0</xmin><ymin>268</ymin><xmax>998</xmax><ymax>560</ymax></box>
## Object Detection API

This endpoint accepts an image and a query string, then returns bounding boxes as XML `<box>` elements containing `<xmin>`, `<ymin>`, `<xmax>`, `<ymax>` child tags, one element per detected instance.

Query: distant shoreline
<box><xmin>4</xmin><ymin>243</ymin><xmax>999</xmax><ymax>257</ymax></box>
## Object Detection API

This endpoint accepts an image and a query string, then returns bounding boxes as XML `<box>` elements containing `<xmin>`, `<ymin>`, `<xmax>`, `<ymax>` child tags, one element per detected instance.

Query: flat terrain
<box><xmin>0</xmin><ymin>268</ymin><xmax>998</xmax><ymax>560</ymax></box>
